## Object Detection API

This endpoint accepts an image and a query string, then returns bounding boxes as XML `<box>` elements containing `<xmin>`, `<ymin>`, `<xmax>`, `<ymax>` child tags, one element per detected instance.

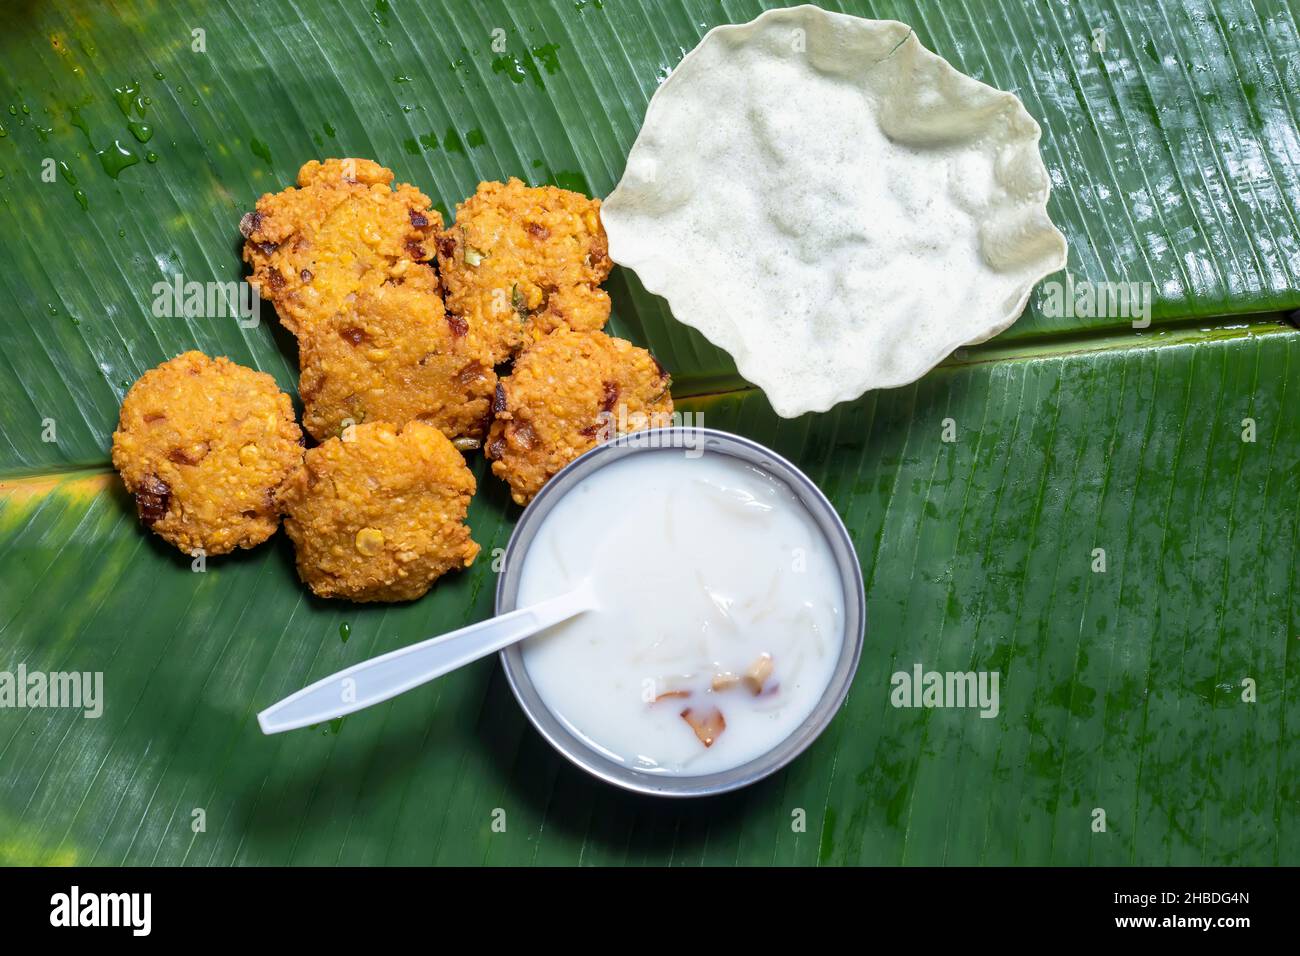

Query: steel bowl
<box><xmin>496</xmin><ymin>427</ymin><xmax>866</xmax><ymax>797</ymax></box>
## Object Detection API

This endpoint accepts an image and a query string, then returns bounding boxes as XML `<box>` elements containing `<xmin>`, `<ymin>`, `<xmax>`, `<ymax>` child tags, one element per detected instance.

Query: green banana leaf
<box><xmin>1</xmin><ymin>0</ymin><xmax>1297</xmax><ymax>865</ymax></box>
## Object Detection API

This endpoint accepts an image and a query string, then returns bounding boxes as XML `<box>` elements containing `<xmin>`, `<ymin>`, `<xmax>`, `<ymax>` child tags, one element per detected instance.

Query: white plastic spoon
<box><xmin>257</xmin><ymin>580</ymin><xmax>596</xmax><ymax>735</ymax></box>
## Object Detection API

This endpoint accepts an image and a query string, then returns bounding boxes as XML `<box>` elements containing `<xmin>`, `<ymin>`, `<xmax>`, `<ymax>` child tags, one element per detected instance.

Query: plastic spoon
<box><xmin>257</xmin><ymin>580</ymin><xmax>596</xmax><ymax>734</ymax></box>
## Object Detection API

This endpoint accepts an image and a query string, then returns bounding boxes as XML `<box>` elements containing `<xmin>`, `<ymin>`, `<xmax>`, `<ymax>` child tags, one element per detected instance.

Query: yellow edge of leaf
<box><xmin>0</xmin><ymin>470</ymin><xmax>115</xmax><ymax>505</ymax></box>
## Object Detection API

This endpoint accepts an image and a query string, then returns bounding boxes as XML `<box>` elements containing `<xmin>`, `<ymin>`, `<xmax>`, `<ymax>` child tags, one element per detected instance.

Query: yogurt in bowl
<box><xmin>497</xmin><ymin>428</ymin><xmax>865</xmax><ymax>797</ymax></box>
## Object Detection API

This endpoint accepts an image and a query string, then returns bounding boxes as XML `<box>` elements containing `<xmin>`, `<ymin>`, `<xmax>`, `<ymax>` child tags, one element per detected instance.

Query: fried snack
<box><xmin>487</xmin><ymin>329</ymin><xmax>673</xmax><ymax>505</ymax></box>
<box><xmin>277</xmin><ymin>420</ymin><xmax>479</xmax><ymax>602</ymax></box>
<box><xmin>436</xmin><ymin>177</ymin><xmax>612</xmax><ymax>363</ymax></box>
<box><xmin>241</xmin><ymin>158</ymin><xmax>441</xmax><ymax>338</ymax></box>
<box><xmin>111</xmin><ymin>351</ymin><xmax>303</xmax><ymax>555</ymax></box>
<box><xmin>298</xmin><ymin>266</ymin><xmax>496</xmax><ymax>445</ymax></box>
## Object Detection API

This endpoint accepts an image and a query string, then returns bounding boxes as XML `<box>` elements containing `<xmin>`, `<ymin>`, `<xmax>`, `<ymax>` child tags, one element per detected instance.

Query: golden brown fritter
<box><xmin>241</xmin><ymin>158</ymin><xmax>441</xmax><ymax>338</ymax></box>
<box><xmin>277</xmin><ymin>420</ymin><xmax>479</xmax><ymax>602</ymax></box>
<box><xmin>486</xmin><ymin>329</ymin><xmax>673</xmax><ymax>505</ymax></box>
<box><xmin>436</xmin><ymin>178</ymin><xmax>612</xmax><ymax>364</ymax></box>
<box><xmin>298</xmin><ymin>265</ymin><xmax>496</xmax><ymax>445</ymax></box>
<box><xmin>111</xmin><ymin>351</ymin><xmax>303</xmax><ymax>555</ymax></box>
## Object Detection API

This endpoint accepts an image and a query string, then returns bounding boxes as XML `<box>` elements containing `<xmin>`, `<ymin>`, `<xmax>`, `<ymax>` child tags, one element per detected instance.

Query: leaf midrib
<box><xmin>1</xmin><ymin>311</ymin><xmax>1294</xmax><ymax>483</ymax></box>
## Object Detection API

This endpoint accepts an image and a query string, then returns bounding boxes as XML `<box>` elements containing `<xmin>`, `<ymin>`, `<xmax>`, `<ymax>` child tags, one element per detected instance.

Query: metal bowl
<box><xmin>496</xmin><ymin>427</ymin><xmax>866</xmax><ymax>797</ymax></box>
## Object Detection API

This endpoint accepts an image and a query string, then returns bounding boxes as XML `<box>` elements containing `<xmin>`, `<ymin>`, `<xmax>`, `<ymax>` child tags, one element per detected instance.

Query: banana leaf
<box><xmin>0</xmin><ymin>0</ymin><xmax>1297</xmax><ymax>865</ymax></box>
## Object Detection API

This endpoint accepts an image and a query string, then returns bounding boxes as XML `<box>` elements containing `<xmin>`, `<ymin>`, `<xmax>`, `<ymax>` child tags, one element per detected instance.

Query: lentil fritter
<box><xmin>297</xmin><ymin>265</ymin><xmax>496</xmax><ymax>445</ymax></box>
<box><xmin>241</xmin><ymin>158</ymin><xmax>441</xmax><ymax>338</ymax></box>
<box><xmin>436</xmin><ymin>178</ymin><xmax>612</xmax><ymax>364</ymax></box>
<box><xmin>487</xmin><ymin>329</ymin><xmax>673</xmax><ymax>505</ymax></box>
<box><xmin>276</xmin><ymin>420</ymin><xmax>479</xmax><ymax>602</ymax></box>
<box><xmin>111</xmin><ymin>351</ymin><xmax>303</xmax><ymax>555</ymax></box>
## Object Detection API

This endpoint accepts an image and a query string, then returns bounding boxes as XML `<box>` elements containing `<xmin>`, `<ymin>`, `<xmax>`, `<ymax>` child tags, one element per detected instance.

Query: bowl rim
<box><xmin>495</xmin><ymin>426</ymin><xmax>867</xmax><ymax>798</ymax></box>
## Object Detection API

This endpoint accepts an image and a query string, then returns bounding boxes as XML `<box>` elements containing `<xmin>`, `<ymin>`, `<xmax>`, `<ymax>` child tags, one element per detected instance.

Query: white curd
<box><xmin>517</xmin><ymin>449</ymin><xmax>844</xmax><ymax>775</ymax></box>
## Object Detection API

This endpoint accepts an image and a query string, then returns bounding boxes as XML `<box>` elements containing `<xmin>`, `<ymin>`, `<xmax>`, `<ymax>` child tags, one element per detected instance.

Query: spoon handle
<box><xmin>257</xmin><ymin>582</ymin><xmax>595</xmax><ymax>735</ymax></box>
